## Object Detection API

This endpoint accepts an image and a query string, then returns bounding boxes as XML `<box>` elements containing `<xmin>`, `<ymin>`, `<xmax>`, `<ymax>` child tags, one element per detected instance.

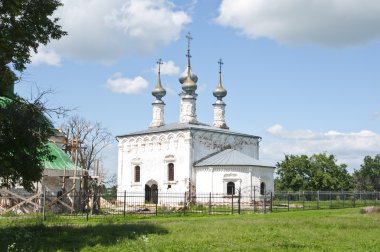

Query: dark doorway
<box><xmin>260</xmin><ymin>182</ymin><xmax>266</xmax><ymax>195</ymax></box>
<box><xmin>145</xmin><ymin>184</ymin><xmax>158</xmax><ymax>204</ymax></box>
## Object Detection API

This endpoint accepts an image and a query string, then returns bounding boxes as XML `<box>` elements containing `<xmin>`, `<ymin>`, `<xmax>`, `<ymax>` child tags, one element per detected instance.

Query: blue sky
<box><xmin>16</xmin><ymin>0</ymin><xmax>380</xmax><ymax>176</ymax></box>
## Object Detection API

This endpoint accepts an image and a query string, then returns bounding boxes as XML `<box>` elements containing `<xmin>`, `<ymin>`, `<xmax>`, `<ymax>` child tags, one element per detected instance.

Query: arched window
<box><xmin>227</xmin><ymin>182</ymin><xmax>235</xmax><ymax>195</ymax></box>
<box><xmin>134</xmin><ymin>166</ymin><xmax>140</xmax><ymax>183</ymax></box>
<box><xmin>168</xmin><ymin>163</ymin><xmax>174</xmax><ymax>181</ymax></box>
<box><xmin>260</xmin><ymin>182</ymin><xmax>266</xmax><ymax>195</ymax></box>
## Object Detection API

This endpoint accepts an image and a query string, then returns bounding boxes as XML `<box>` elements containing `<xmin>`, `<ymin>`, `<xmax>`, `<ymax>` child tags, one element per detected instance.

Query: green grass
<box><xmin>1</xmin><ymin>208</ymin><xmax>379</xmax><ymax>251</ymax></box>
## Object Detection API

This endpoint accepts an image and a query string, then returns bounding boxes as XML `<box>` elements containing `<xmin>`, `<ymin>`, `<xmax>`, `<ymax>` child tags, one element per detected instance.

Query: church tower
<box><xmin>179</xmin><ymin>32</ymin><xmax>198</xmax><ymax>124</ymax></box>
<box><xmin>213</xmin><ymin>59</ymin><xmax>229</xmax><ymax>129</ymax></box>
<box><xmin>150</xmin><ymin>59</ymin><xmax>166</xmax><ymax>128</ymax></box>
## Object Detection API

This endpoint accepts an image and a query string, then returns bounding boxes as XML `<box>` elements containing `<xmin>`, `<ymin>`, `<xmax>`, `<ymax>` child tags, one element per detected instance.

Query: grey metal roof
<box><xmin>117</xmin><ymin>122</ymin><xmax>260</xmax><ymax>139</ymax></box>
<box><xmin>194</xmin><ymin>149</ymin><xmax>275</xmax><ymax>168</ymax></box>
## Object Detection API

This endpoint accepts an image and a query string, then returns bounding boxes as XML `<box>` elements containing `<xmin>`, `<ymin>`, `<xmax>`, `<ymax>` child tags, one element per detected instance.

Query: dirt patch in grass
<box><xmin>361</xmin><ymin>206</ymin><xmax>379</xmax><ymax>214</ymax></box>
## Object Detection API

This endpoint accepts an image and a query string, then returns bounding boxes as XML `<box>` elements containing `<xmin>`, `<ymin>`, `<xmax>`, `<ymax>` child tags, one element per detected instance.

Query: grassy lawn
<box><xmin>0</xmin><ymin>208</ymin><xmax>379</xmax><ymax>251</ymax></box>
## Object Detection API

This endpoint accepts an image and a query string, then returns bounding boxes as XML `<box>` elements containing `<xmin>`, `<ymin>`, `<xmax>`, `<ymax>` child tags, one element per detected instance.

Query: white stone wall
<box><xmin>118</xmin><ymin>130</ymin><xmax>192</xmax><ymax>193</ymax></box>
<box><xmin>117</xmin><ymin>128</ymin><xmax>271</xmax><ymax>197</ymax></box>
<box><xmin>195</xmin><ymin>166</ymin><xmax>274</xmax><ymax>195</ymax></box>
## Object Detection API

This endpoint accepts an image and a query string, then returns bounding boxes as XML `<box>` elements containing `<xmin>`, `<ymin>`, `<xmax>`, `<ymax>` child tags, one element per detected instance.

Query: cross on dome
<box><xmin>218</xmin><ymin>59</ymin><xmax>223</xmax><ymax>73</ymax></box>
<box><xmin>157</xmin><ymin>58</ymin><xmax>163</xmax><ymax>73</ymax></box>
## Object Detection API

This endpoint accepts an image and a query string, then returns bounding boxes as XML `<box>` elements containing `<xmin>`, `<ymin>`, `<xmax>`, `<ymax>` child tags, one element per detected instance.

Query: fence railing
<box><xmin>272</xmin><ymin>191</ymin><xmax>379</xmax><ymax>212</ymax></box>
<box><xmin>0</xmin><ymin>189</ymin><xmax>379</xmax><ymax>221</ymax></box>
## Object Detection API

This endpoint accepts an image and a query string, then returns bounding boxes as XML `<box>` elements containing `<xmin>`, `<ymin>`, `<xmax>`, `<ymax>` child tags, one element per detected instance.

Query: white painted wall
<box><xmin>118</xmin><ymin>130</ymin><xmax>191</xmax><ymax>193</ymax></box>
<box><xmin>117</xmin><ymin>127</ymin><xmax>273</xmax><ymax>197</ymax></box>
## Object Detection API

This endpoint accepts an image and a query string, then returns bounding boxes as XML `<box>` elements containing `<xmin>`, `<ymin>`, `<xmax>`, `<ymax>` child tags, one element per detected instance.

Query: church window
<box><xmin>168</xmin><ymin>163</ymin><xmax>174</xmax><ymax>181</ymax></box>
<box><xmin>134</xmin><ymin>166</ymin><xmax>140</xmax><ymax>183</ymax></box>
<box><xmin>260</xmin><ymin>182</ymin><xmax>266</xmax><ymax>195</ymax></box>
<box><xmin>227</xmin><ymin>182</ymin><xmax>235</xmax><ymax>195</ymax></box>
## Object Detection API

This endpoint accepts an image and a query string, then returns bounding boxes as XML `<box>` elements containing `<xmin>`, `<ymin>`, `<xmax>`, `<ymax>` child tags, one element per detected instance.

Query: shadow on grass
<box><xmin>0</xmin><ymin>222</ymin><xmax>168</xmax><ymax>251</ymax></box>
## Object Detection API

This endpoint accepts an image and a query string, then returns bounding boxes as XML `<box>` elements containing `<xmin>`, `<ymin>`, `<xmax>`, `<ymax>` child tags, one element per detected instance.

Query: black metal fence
<box><xmin>1</xmin><ymin>189</ymin><xmax>379</xmax><ymax>221</ymax></box>
<box><xmin>272</xmin><ymin>191</ymin><xmax>380</xmax><ymax>212</ymax></box>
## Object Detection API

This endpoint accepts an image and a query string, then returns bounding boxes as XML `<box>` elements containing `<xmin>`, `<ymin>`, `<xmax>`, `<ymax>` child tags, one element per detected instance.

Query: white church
<box><xmin>117</xmin><ymin>34</ymin><xmax>274</xmax><ymax>202</ymax></box>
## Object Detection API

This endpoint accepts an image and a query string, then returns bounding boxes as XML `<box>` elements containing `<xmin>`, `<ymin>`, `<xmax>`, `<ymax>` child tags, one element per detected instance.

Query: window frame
<box><xmin>134</xmin><ymin>165</ymin><xmax>141</xmax><ymax>183</ymax></box>
<box><xmin>168</xmin><ymin>163</ymin><xmax>174</xmax><ymax>181</ymax></box>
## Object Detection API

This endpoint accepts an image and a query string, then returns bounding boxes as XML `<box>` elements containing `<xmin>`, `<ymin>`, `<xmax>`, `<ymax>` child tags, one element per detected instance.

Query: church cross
<box><xmin>157</xmin><ymin>58</ymin><xmax>163</xmax><ymax>73</ymax></box>
<box><xmin>218</xmin><ymin>59</ymin><xmax>223</xmax><ymax>73</ymax></box>
<box><xmin>185</xmin><ymin>32</ymin><xmax>193</xmax><ymax>62</ymax></box>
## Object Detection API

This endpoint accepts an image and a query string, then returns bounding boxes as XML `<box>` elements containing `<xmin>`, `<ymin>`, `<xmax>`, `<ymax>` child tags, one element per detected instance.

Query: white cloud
<box><xmin>152</xmin><ymin>60</ymin><xmax>180</xmax><ymax>76</ymax></box>
<box><xmin>216</xmin><ymin>0</ymin><xmax>380</xmax><ymax>47</ymax></box>
<box><xmin>42</xmin><ymin>0</ymin><xmax>191</xmax><ymax>63</ymax></box>
<box><xmin>262</xmin><ymin>124</ymin><xmax>380</xmax><ymax>171</ymax></box>
<box><xmin>30</xmin><ymin>47</ymin><xmax>61</xmax><ymax>66</ymax></box>
<box><xmin>106</xmin><ymin>73</ymin><xmax>149</xmax><ymax>94</ymax></box>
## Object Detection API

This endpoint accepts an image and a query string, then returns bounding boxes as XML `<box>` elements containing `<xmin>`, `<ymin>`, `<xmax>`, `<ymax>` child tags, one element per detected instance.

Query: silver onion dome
<box><xmin>213</xmin><ymin>59</ymin><xmax>227</xmax><ymax>100</ymax></box>
<box><xmin>179</xmin><ymin>69</ymin><xmax>198</xmax><ymax>84</ymax></box>
<box><xmin>152</xmin><ymin>59</ymin><xmax>166</xmax><ymax>100</ymax></box>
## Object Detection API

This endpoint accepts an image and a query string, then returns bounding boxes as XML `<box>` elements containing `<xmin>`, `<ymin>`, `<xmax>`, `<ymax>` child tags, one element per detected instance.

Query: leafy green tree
<box><xmin>276</xmin><ymin>153</ymin><xmax>353</xmax><ymax>191</ymax></box>
<box><xmin>0</xmin><ymin>96</ymin><xmax>55</xmax><ymax>191</ymax></box>
<box><xmin>0</xmin><ymin>0</ymin><xmax>67</xmax><ymax>95</ymax></box>
<box><xmin>276</xmin><ymin>154</ymin><xmax>310</xmax><ymax>191</ymax></box>
<box><xmin>0</xmin><ymin>0</ymin><xmax>66</xmax><ymax>191</ymax></box>
<box><xmin>308</xmin><ymin>153</ymin><xmax>353</xmax><ymax>191</ymax></box>
<box><xmin>354</xmin><ymin>155</ymin><xmax>380</xmax><ymax>191</ymax></box>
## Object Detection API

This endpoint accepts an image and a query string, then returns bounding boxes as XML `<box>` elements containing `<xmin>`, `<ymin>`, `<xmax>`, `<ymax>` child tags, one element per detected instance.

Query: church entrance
<box><xmin>145</xmin><ymin>183</ymin><xmax>158</xmax><ymax>204</ymax></box>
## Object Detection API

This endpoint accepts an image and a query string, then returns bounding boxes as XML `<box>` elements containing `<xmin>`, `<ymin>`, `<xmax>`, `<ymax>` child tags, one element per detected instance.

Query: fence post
<box><xmin>330</xmin><ymin>191</ymin><xmax>332</xmax><ymax>209</ymax></box>
<box><xmin>231</xmin><ymin>194</ymin><xmax>234</xmax><ymax>215</ymax></box>
<box><xmin>208</xmin><ymin>192</ymin><xmax>211</xmax><ymax>214</ymax></box>
<box><xmin>317</xmin><ymin>191</ymin><xmax>320</xmax><ymax>210</ymax></box>
<box><xmin>123</xmin><ymin>190</ymin><xmax>126</xmax><ymax>218</ymax></box>
<box><xmin>264</xmin><ymin>192</ymin><xmax>267</xmax><ymax>214</ymax></box>
<box><xmin>353</xmin><ymin>192</ymin><xmax>356</xmax><ymax>208</ymax></box>
<box><xmin>183</xmin><ymin>192</ymin><xmax>187</xmax><ymax>216</ymax></box>
<box><xmin>238</xmin><ymin>189</ymin><xmax>241</xmax><ymax>215</ymax></box>
<box><xmin>42</xmin><ymin>186</ymin><xmax>46</xmax><ymax>222</ymax></box>
<box><xmin>156</xmin><ymin>201</ymin><xmax>158</xmax><ymax>216</ymax></box>
<box><xmin>302</xmin><ymin>191</ymin><xmax>305</xmax><ymax>210</ymax></box>
<box><xmin>253</xmin><ymin>187</ymin><xmax>256</xmax><ymax>213</ymax></box>
<box><xmin>342</xmin><ymin>191</ymin><xmax>345</xmax><ymax>208</ymax></box>
<box><xmin>270</xmin><ymin>192</ymin><xmax>273</xmax><ymax>212</ymax></box>
<box><xmin>287</xmin><ymin>192</ymin><xmax>290</xmax><ymax>212</ymax></box>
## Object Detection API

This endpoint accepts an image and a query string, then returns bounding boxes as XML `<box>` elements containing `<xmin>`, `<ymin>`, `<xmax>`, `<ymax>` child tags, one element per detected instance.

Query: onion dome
<box><xmin>152</xmin><ymin>59</ymin><xmax>166</xmax><ymax>100</ymax></box>
<box><xmin>179</xmin><ymin>69</ymin><xmax>198</xmax><ymax>84</ymax></box>
<box><xmin>213</xmin><ymin>59</ymin><xmax>227</xmax><ymax>100</ymax></box>
<box><xmin>182</xmin><ymin>68</ymin><xmax>197</xmax><ymax>94</ymax></box>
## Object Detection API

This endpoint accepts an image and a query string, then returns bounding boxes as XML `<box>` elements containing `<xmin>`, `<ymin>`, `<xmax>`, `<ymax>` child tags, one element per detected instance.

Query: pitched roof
<box><xmin>44</xmin><ymin>143</ymin><xmax>77</xmax><ymax>170</ymax></box>
<box><xmin>117</xmin><ymin>122</ymin><xmax>260</xmax><ymax>139</ymax></box>
<box><xmin>194</xmin><ymin>149</ymin><xmax>275</xmax><ymax>168</ymax></box>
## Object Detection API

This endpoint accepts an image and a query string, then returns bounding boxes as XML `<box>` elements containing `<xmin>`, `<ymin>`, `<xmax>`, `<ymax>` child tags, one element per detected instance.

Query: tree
<box><xmin>276</xmin><ymin>153</ymin><xmax>353</xmax><ymax>191</ymax></box>
<box><xmin>354</xmin><ymin>155</ymin><xmax>380</xmax><ymax>191</ymax></box>
<box><xmin>0</xmin><ymin>1</ymin><xmax>66</xmax><ymax>190</ymax></box>
<box><xmin>0</xmin><ymin>0</ymin><xmax>67</xmax><ymax>95</ymax></box>
<box><xmin>62</xmin><ymin>116</ymin><xmax>113</xmax><ymax>172</ymax></box>
<box><xmin>276</xmin><ymin>154</ymin><xmax>310</xmax><ymax>191</ymax></box>
<box><xmin>308</xmin><ymin>153</ymin><xmax>353</xmax><ymax>191</ymax></box>
<box><xmin>0</xmin><ymin>95</ymin><xmax>55</xmax><ymax>191</ymax></box>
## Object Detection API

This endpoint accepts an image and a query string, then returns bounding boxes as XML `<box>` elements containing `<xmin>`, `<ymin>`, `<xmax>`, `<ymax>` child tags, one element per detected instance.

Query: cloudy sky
<box><xmin>17</xmin><ymin>0</ymin><xmax>380</xmax><ymax>175</ymax></box>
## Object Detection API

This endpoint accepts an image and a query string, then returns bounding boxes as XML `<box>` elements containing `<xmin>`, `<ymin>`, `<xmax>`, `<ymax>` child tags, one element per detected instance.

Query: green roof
<box><xmin>44</xmin><ymin>143</ymin><xmax>76</xmax><ymax>170</ymax></box>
